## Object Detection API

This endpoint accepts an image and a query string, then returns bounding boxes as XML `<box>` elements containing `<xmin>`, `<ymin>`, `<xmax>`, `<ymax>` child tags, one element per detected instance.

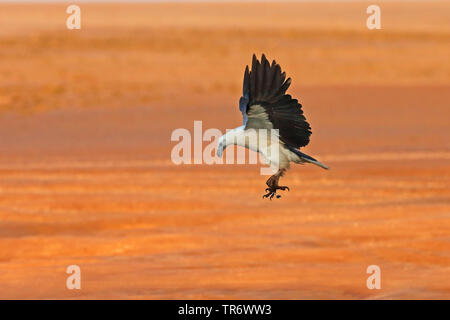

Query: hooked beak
<box><xmin>216</xmin><ymin>142</ymin><xmax>224</xmax><ymax>157</ymax></box>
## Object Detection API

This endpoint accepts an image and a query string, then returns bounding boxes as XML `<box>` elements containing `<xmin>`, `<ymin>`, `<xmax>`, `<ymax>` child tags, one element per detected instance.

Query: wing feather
<box><xmin>239</xmin><ymin>54</ymin><xmax>311</xmax><ymax>148</ymax></box>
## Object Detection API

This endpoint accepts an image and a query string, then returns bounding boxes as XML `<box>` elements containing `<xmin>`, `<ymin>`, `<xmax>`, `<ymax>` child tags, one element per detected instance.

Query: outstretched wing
<box><xmin>239</xmin><ymin>54</ymin><xmax>311</xmax><ymax>148</ymax></box>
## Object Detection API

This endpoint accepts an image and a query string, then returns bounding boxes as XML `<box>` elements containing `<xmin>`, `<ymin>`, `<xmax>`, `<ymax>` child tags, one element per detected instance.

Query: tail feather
<box><xmin>302</xmin><ymin>156</ymin><xmax>329</xmax><ymax>170</ymax></box>
<box><xmin>285</xmin><ymin>145</ymin><xmax>329</xmax><ymax>170</ymax></box>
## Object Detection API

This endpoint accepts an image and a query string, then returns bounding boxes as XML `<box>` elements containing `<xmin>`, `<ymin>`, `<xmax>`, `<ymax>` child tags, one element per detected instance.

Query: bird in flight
<box><xmin>217</xmin><ymin>54</ymin><xmax>328</xmax><ymax>200</ymax></box>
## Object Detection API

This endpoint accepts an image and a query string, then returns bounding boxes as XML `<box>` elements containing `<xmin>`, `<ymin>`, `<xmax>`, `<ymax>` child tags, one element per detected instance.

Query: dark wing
<box><xmin>239</xmin><ymin>54</ymin><xmax>311</xmax><ymax>148</ymax></box>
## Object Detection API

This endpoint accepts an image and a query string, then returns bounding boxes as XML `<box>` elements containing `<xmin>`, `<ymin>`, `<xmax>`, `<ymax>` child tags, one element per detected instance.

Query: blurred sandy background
<box><xmin>0</xmin><ymin>1</ymin><xmax>449</xmax><ymax>299</ymax></box>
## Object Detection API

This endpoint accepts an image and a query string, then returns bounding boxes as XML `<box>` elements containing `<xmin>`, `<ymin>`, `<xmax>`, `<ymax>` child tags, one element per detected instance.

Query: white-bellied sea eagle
<box><xmin>217</xmin><ymin>54</ymin><xmax>328</xmax><ymax>200</ymax></box>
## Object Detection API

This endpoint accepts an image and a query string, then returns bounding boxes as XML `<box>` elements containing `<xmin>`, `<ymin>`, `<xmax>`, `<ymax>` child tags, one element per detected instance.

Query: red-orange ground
<box><xmin>0</xmin><ymin>2</ymin><xmax>449</xmax><ymax>299</ymax></box>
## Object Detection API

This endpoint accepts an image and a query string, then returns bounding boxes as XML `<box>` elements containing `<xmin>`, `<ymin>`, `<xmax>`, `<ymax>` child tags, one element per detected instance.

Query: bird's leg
<box><xmin>263</xmin><ymin>168</ymin><xmax>290</xmax><ymax>200</ymax></box>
